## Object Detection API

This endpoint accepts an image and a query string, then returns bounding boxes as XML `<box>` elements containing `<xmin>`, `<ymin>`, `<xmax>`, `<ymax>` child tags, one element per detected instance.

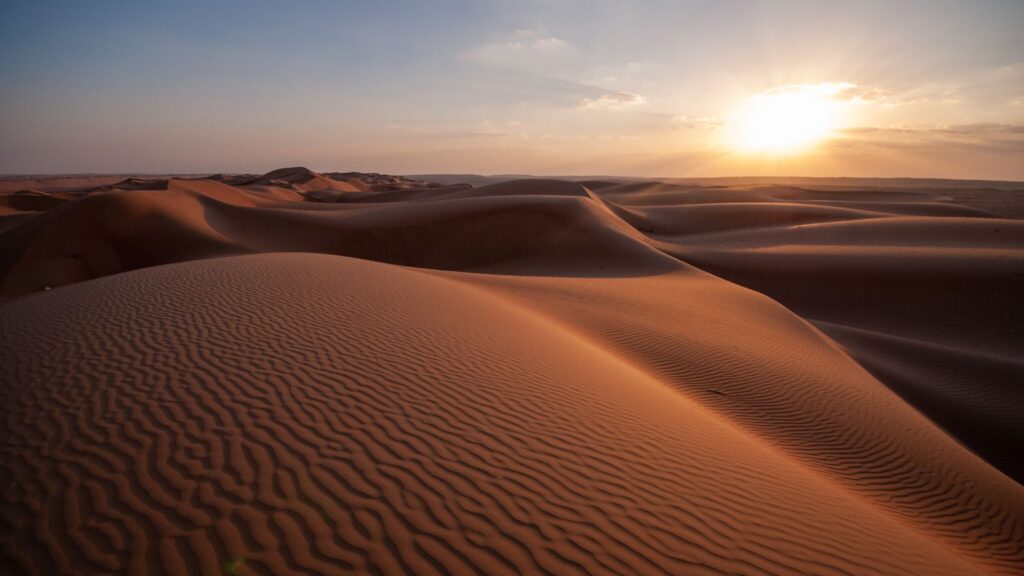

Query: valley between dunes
<box><xmin>1</xmin><ymin>169</ymin><xmax>1022</xmax><ymax>575</ymax></box>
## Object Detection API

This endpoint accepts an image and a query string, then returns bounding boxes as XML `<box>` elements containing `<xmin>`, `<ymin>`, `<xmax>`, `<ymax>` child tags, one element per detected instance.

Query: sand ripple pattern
<box><xmin>0</xmin><ymin>254</ymin><xmax>995</xmax><ymax>575</ymax></box>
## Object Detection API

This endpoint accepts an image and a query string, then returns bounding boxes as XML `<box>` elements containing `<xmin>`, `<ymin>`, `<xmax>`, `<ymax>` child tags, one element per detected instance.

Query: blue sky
<box><xmin>2</xmin><ymin>0</ymin><xmax>1022</xmax><ymax>177</ymax></box>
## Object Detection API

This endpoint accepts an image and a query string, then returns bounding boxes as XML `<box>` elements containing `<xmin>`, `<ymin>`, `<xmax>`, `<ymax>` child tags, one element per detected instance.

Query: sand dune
<box><xmin>1</xmin><ymin>169</ymin><xmax>1022</xmax><ymax>575</ymax></box>
<box><xmin>814</xmin><ymin>320</ymin><xmax>1024</xmax><ymax>482</ymax></box>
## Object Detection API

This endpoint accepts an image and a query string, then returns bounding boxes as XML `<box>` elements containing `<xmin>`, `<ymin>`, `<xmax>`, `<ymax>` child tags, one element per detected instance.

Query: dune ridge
<box><xmin>1</xmin><ymin>169</ymin><xmax>1022</xmax><ymax>575</ymax></box>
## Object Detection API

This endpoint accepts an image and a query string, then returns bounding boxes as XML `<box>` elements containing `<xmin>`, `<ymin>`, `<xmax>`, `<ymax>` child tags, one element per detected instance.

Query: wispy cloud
<box><xmin>832</xmin><ymin>84</ymin><xmax>890</xmax><ymax>103</ymax></box>
<box><xmin>670</xmin><ymin>115</ymin><xmax>723</xmax><ymax>130</ymax></box>
<box><xmin>578</xmin><ymin>91</ymin><xmax>646</xmax><ymax>111</ymax></box>
<box><xmin>753</xmin><ymin>82</ymin><xmax>891</xmax><ymax>104</ymax></box>
<box><xmin>464</xmin><ymin>26</ymin><xmax>575</xmax><ymax>68</ymax></box>
<box><xmin>751</xmin><ymin>82</ymin><xmax>965</xmax><ymax>108</ymax></box>
<box><xmin>833</xmin><ymin>123</ymin><xmax>1024</xmax><ymax>157</ymax></box>
<box><xmin>842</xmin><ymin>123</ymin><xmax>1024</xmax><ymax>136</ymax></box>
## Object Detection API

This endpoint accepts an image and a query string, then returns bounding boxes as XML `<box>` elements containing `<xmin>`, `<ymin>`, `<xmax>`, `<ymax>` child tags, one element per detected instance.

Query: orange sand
<box><xmin>1</xmin><ymin>169</ymin><xmax>1021</xmax><ymax>575</ymax></box>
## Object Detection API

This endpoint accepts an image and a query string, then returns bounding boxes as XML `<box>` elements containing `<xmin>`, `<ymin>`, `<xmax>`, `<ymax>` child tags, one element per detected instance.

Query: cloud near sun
<box><xmin>579</xmin><ymin>92</ymin><xmax>647</xmax><ymax>111</ymax></box>
<box><xmin>714</xmin><ymin>81</ymin><xmax>1024</xmax><ymax>162</ymax></box>
<box><xmin>569</xmin><ymin>78</ymin><xmax>1019</xmax><ymax>162</ymax></box>
<box><xmin>723</xmin><ymin>82</ymin><xmax>877</xmax><ymax>154</ymax></box>
<box><xmin>2</xmin><ymin>1</ymin><xmax>1021</xmax><ymax>178</ymax></box>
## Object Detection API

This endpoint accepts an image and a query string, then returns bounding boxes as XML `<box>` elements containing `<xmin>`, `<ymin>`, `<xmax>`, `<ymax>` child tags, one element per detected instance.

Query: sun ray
<box><xmin>728</xmin><ymin>83</ymin><xmax>850</xmax><ymax>154</ymax></box>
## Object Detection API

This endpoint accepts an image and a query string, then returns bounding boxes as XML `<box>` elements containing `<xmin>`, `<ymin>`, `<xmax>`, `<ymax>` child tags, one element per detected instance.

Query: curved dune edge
<box><xmin>1</xmin><ymin>173</ymin><xmax>1022</xmax><ymax>574</ymax></box>
<box><xmin>442</xmin><ymin>267</ymin><xmax>1024</xmax><ymax>572</ymax></box>
<box><xmin>0</xmin><ymin>253</ymin><xmax>1002</xmax><ymax>575</ymax></box>
<box><xmin>809</xmin><ymin>320</ymin><xmax>1024</xmax><ymax>484</ymax></box>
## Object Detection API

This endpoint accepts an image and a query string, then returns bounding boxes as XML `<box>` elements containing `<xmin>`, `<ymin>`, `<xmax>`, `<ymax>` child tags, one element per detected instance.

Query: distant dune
<box><xmin>1</xmin><ymin>169</ymin><xmax>1022</xmax><ymax>575</ymax></box>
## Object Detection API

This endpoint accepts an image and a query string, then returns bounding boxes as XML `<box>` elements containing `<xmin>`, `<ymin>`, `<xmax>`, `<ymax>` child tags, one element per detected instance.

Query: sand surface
<box><xmin>1</xmin><ymin>169</ymin><xmax>1022</xmax><ymax>575</ymax></box>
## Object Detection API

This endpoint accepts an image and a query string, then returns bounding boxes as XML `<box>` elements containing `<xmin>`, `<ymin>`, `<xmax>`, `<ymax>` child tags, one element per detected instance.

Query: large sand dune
<box><xmin>1</xmin><ymin>170</ymin><xmax>1022</xmax><ymax>575</ymax></box>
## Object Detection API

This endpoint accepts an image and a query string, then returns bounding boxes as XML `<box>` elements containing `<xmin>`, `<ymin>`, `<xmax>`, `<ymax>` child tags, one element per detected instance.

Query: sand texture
<box><xmin>1</xmin><ymin>170</ymin><xmax>1022</xmax><ymax>575</ymax></box>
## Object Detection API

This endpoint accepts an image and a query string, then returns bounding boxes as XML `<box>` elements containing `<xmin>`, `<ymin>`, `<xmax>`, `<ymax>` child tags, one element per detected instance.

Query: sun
<box><xmin>729</xmin><ymin>84</ymin><xmax>846</xmax><ymax>154</ymax></box>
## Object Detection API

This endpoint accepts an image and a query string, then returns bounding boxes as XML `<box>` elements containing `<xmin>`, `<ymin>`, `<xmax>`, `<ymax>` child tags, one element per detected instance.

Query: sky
<box><xmin>1</xmin><ymin>0</ymin><xmax>1022</xmax><ymax>178</ymax></box>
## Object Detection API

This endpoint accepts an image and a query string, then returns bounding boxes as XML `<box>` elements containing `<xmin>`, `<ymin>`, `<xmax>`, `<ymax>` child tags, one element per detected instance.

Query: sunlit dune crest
<box><xmin>1</xmin><ymin>170</ymin><xmax>1023</xmax><ymax>575</ymax></box>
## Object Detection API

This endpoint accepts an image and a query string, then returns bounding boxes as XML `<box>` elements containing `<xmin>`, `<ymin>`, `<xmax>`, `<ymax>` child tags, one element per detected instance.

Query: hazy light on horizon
<box><xmin>1</xmin><ymin>0</ymin><xmax>1022</xmax><ymax>178</ymax></box>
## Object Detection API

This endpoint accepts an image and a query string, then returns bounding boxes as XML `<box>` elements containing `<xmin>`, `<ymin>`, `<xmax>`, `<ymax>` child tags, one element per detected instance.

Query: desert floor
<box><xmin>1</xmin><ymin>168</ymin><xmax>1022</xmax><ymax>575</ymax></box>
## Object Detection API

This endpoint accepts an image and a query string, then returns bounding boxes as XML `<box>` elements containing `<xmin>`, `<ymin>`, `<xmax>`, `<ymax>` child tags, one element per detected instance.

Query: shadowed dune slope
<box><xmin>0</xmin><ymin>178</ymin><xmax>674</xmax><ymax>298</ymax></box>
<box><xmin>615</xmin><ymin>182</ymin><xmax>1024</xmax><ymax>488</ymax></box>
<box><xmin>814</xmin><ymin>320</ymin><xmax>1024</xmax><ymax>481</ymax></box>
<box><xmin>451</xmin><ymin>268</ymin><xmax>1024</xmax><ymax>571</ymax></box>
<box><xmin>0</xmin><ymin>254</ymin><xmax>1002</xmax><ymax>576</ymax></box>
<box><xmin>1</xmin><ymin>172</ymin><xmax>1023</xmax><ymax>574</ymax></box>
<box><xmin>654</xmin><ymin>216</ymin><xmax>1023</xmax><ymax>360</ymax></box>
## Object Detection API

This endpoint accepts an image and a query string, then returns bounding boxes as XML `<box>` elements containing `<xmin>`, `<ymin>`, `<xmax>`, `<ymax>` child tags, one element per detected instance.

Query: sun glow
<box><xmin>729</xmin><ymin>83</ymin><xmax>850</xmax><ymax>154</ymax></box>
